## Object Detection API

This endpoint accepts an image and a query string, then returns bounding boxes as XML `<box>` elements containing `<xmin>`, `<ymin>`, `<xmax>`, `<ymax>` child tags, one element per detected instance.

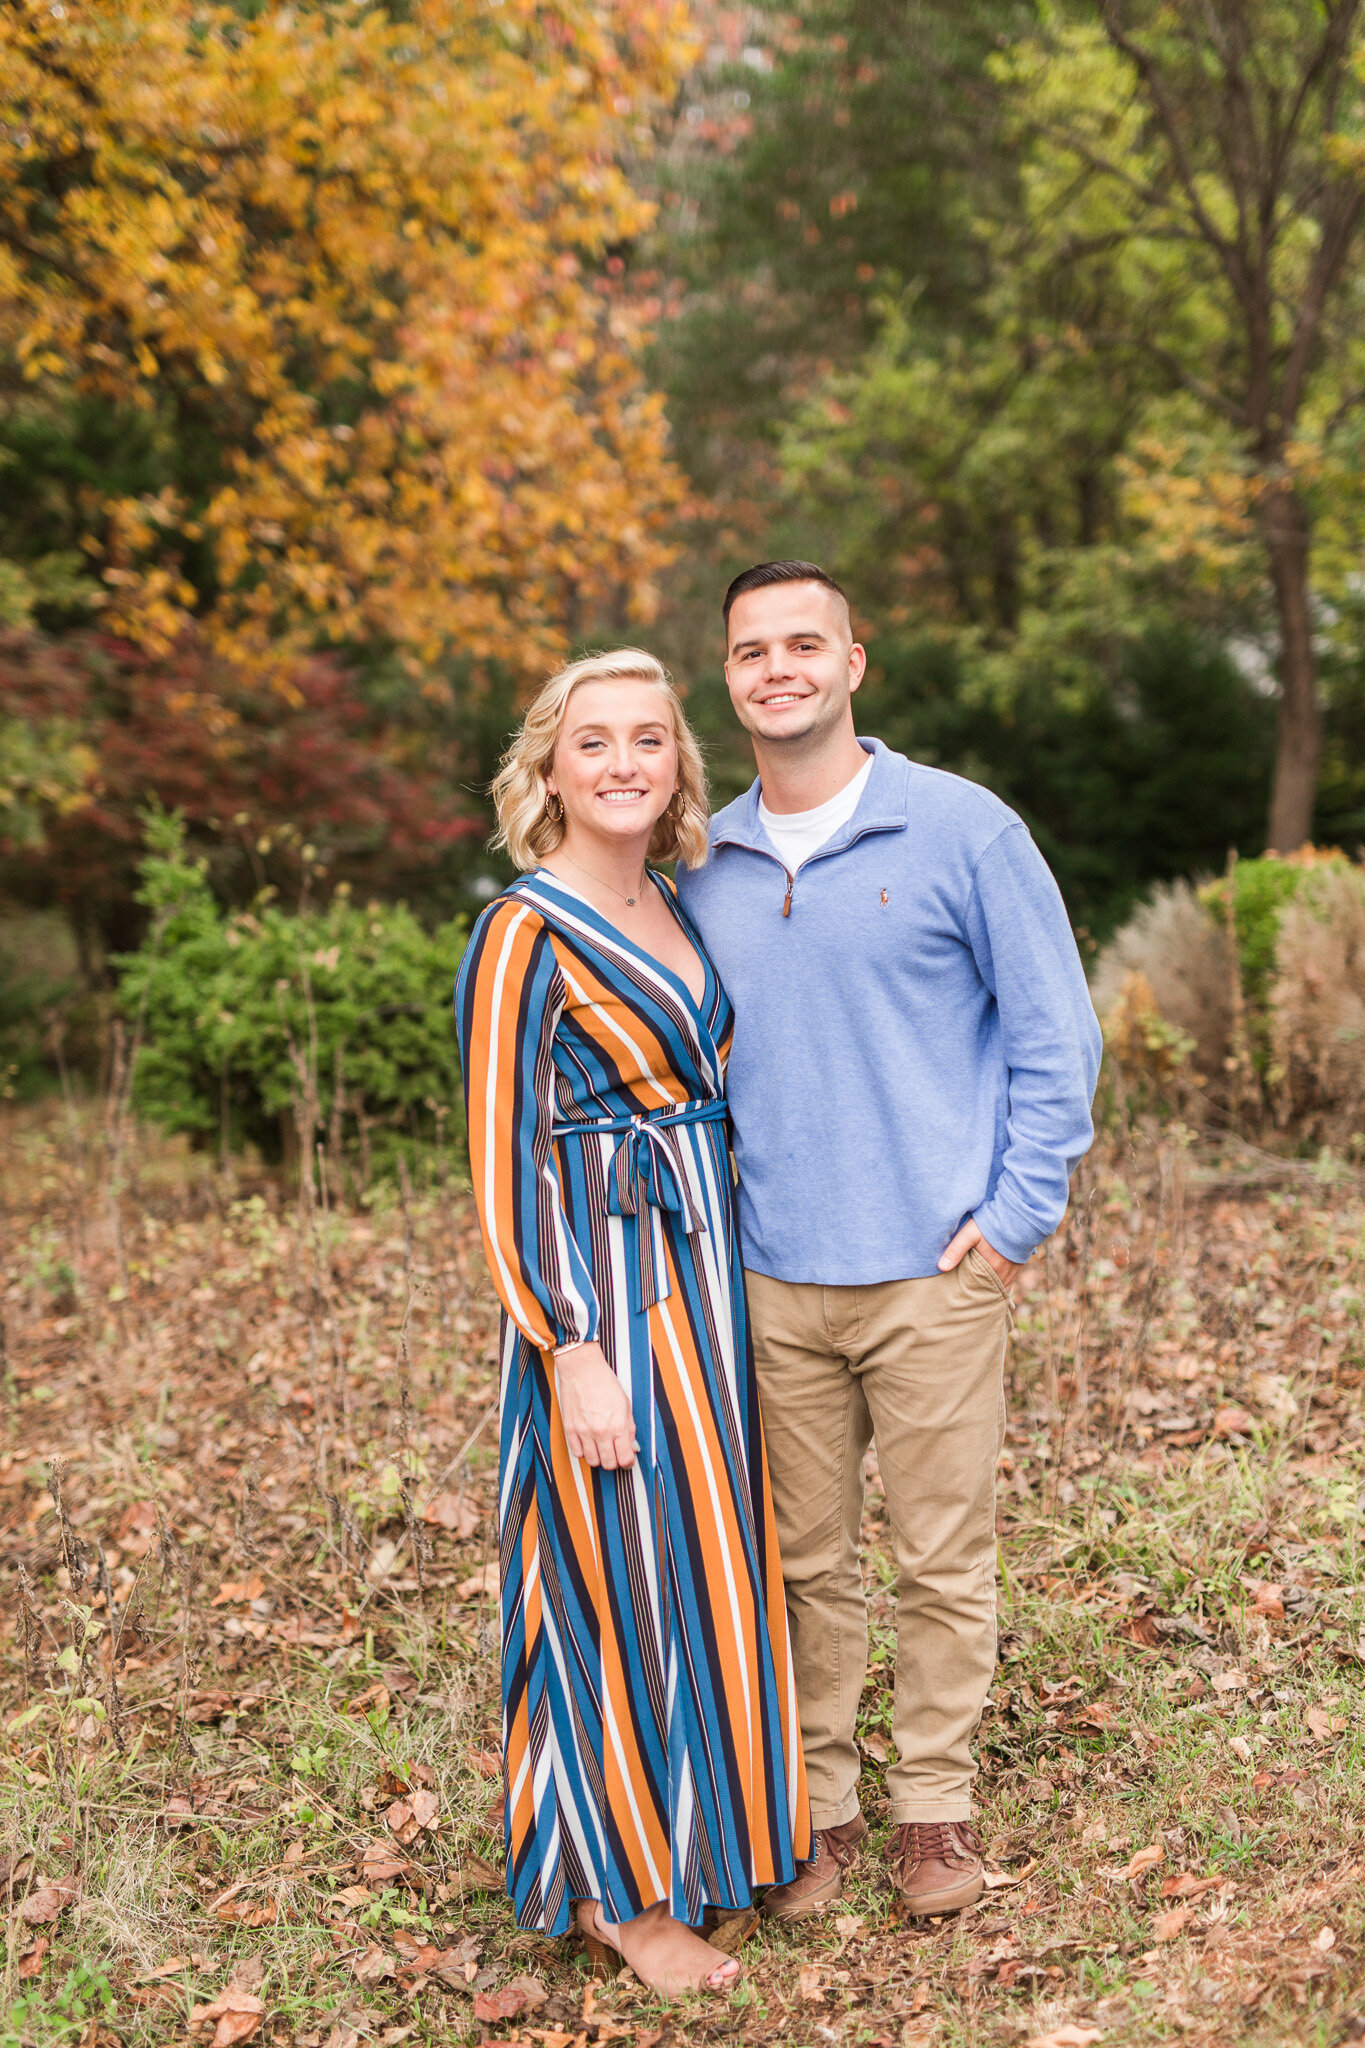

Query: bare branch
<box><xmin>1191</xmin><ymin>0</ymin><xmax>1259</xmax><ymax>262</ymax></box>
<box><xmin>1322</xmin><ymin>383</ymin><xmax>1365</xmax><ymax>438</ymax></box>
<box><xmin>1030</xmin><ymin>120</ymin><xmax>1218</xmax><ymax>238</ymax></box>
<box><xmin>1262</xmin><ymin>0</ymin><xmax>1363</xmax><ymax>198</ymax></box>
<box><xmin>1099</xmin><ymin>2</ymin><xmax>1254</xmax><ymax>312</ymax></box>
<box><xmin>1280</xmin><ymin>183</ymin><xmax>1365</xmax><ymax>426</ymax></box>
<box><xmin>1132</xmin><ymin>339</ymin><xmax>1247</xmax><ymax>426</ymax></box>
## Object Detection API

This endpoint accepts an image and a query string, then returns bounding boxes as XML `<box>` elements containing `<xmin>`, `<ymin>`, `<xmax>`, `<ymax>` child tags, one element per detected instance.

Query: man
<box><xmin>676</xmin><ymin>561</ymin><xmax>1101</xmax><ymax>1918</ymax></box>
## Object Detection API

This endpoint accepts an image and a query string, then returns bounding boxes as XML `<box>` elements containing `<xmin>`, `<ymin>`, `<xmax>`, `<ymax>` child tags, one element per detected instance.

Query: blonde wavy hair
<box><xmin>491</xmin><ymin>649</ymin><xmax>710</xmax><ymax>874</ymax></box>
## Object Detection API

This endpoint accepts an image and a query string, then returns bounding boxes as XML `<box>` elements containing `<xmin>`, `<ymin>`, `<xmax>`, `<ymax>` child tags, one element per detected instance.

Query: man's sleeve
<box><xmin>962</xmin><ymin>822</ymin><xmax>1102</xmax><ymax>1264</ymax></box>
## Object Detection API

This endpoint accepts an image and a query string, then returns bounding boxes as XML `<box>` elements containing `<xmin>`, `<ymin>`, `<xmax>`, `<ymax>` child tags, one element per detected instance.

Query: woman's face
<box><xmin>546</xmin><ymin>680</ymin><xmax>679</xmax><ymax>853</ymax></box>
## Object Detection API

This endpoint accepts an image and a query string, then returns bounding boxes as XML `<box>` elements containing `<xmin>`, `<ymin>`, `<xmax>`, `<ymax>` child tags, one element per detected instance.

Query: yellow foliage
<box><xmin>0</xmin><ymin>0</ymin><xmax>694</xmax><ymax>678</ymax></box>
<box><xmin>1102</xmin><ymin>970</ymin><xmax>1197</xmax><ymax>1086</ymax></box>
<box><xmin>1116</xmin><ymin>433</ymin><xmax>1262</xmax><ymax>585</ymax></box>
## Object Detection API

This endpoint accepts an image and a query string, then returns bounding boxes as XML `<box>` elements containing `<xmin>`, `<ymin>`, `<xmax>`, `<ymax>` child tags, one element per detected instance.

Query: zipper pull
<box><xmin>782</xmin><ymin>872</ymin><xmax>793</xmax><ymax>918</ymax></box>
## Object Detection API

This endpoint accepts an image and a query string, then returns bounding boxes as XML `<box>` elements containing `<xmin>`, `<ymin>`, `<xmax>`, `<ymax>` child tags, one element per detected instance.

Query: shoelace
<box><xmin>806</xmin><ymin>1826</ymin><xmax>860</xmax><ymax>1871</ymax></box>
<box><xmin>897</xmin><ymin>1821</ymin><xmax>976</xmax><ymax>1866</ymax></box>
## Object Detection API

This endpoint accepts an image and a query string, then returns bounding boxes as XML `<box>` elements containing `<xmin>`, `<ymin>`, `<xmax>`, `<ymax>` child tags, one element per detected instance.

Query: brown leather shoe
<box><xmin>888</xmin><ymin>1821</ymin><xmax>984</xmax><ymax>1915</ymax></box>
<box><xmin>761</xmin><ymin>1815</ymin><xmax>868</xmax><ymax>1921</ymax></box>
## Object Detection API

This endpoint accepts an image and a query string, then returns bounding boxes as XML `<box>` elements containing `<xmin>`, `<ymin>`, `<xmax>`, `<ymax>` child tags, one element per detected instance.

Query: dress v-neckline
<box><xmin>531</xmin><ymin>867</ymin><xmax>712</xmax><ymax>1017</ymax></box>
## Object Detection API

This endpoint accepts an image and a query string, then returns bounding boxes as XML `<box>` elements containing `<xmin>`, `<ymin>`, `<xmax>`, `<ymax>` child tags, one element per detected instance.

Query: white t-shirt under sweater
<box><xmin>757</xmin><ymin>753</ymin><xmax>873</xmax><ymax>873</ymax></box>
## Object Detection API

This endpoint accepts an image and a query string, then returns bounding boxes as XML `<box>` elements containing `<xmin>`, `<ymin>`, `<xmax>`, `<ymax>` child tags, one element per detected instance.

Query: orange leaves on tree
<box><xmin>0</xmin><ymin>0</ymin><xmax>693</xmax><ymax>680</ymax></box>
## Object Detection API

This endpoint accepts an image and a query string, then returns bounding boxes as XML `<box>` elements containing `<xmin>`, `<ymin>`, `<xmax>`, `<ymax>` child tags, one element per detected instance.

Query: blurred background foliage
<box><xmin>8</xmin><ymin>0</ymin><xmax>1365</xmax><ymax>1149</ymax></box>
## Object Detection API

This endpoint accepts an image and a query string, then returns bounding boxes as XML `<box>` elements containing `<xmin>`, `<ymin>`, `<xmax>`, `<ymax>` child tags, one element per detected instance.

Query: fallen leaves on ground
<box><xmin>445</xmin><ymin>1853</ymin><xmax>501</xmax><ymax>1894</ymax></box>
<box><xmin>473</xmin><ymin>1985</ymin><xmax>533</xmax><ymax>2022</ymax></box>
<box><xmin>189</xmin><ymin>1988</ymin><xmax>267</xmax><ymax>2048</ymax></box>
<box><xmin>349</xmin><ymin>1948</ymin><xmax>393</xmax><ymax>1986</ymax></box>
<box><xmin>384</xmin><ymin>1787</ymin><xmax>438</xmax><ymax>1843</ymax></box>
<box><xmin>16</xmin><ymin>1879</ymin><xmax>77</xmax><ymax>1924</ymax></box>
<box><xmin>1159</xmin><ymin>1872</ymin><xmax>1220</xmax><ymax>1899</ymax></box>
<box><xmin>211</xmin><ymin>1573</ymin><xmax>266</xmax><ymax>1607</ymax></box>
<box><xmin>6</xmin><ymin>1110</ymin><xmax>1365</xmax><ymax>2047</ymax></box>
<box><xmin>457</xmin><ymin>1562</ymin><xmax>500</xmax><ymax>1601</ymax></box>
<box><xmin>421</xmin><ymin>1492</ymin><xmax>483</xmax><ymax>1537</ymax></box>
<box><xmin>136</xmin><ymin>1957</ymin><xmax>202</xmax><ymax>1982</ymax></box>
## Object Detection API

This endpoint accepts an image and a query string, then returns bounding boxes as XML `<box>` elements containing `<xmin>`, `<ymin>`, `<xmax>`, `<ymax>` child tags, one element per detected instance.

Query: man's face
<box><xmin>724</xmin><ymin>581</ymin><xmax>866</xmax><ymax>746</ymax></box>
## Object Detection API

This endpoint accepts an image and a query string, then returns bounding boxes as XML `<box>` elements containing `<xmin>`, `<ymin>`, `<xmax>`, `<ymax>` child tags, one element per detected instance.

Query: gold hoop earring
<box><xmin>545</xmin><ymin>792</ymin><xmax>563</xmax><ymax>823</ymax></box>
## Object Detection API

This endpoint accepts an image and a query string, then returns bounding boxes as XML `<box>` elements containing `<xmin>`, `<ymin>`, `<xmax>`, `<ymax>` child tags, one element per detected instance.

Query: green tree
<box><xmin>858</xmin><ymin>625</ymin><xmax>1275</xmax><ymax>933</ymax></box>
<box><xmin>994</xmin><ymin>0</ymin><xmax>1365</xmax><ymax>851</ymax></box>
<box><xmin>652</xmin><ymin>0</ymin><xmax>1024</xmax><ymax>507</ymax></box>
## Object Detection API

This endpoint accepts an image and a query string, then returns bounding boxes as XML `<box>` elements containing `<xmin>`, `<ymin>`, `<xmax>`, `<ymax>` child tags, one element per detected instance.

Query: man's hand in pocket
<box><xmin>937</xmin><ymin>1217</ymin><xmax>1023</xmax><ymax>1289</ymax></box>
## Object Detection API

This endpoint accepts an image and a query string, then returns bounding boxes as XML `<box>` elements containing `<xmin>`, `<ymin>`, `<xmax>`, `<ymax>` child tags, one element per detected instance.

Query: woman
<box><xmin>455</xmin><ymin>649</ymin><xmax>809</xmax><ymax>1996</ymax></box>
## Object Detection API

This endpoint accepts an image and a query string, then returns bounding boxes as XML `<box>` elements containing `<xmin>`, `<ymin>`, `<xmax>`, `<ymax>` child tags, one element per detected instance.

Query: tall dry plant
<box><xmin>1090</xmin><ymin>881</ymin><xmax>1236</xmax><ymax>1111</ymax></box>
<box><xmin>1270</xmin><ymin>865</ymin><xmax>1365</xmax><ymax>1143</ymax></box>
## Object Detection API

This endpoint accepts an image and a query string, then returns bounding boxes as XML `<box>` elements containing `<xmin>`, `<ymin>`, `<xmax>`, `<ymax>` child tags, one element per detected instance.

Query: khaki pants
<box><xmin>746</xmin><ymin>1254</ymin><xmax>1008</xmax><ymax>1827</ymax></box>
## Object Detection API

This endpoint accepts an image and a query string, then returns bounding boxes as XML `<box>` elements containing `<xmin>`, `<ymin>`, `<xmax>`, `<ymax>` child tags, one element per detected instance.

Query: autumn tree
<box><xmin>0</xmin><ymin>0</ymin><xmax>692</xmax><ymax>680</ymax></box>
<box><xmin>0</xmin><ymin>629</ymin><xmax>477</xmax><ymax>967</ymax></box>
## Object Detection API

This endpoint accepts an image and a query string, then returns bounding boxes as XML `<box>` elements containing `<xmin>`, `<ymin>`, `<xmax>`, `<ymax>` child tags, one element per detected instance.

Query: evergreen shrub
<box><xmin>117</xmin><ymin>817</ymin><xmax>468</xmax><ymax>1176</ymax></box>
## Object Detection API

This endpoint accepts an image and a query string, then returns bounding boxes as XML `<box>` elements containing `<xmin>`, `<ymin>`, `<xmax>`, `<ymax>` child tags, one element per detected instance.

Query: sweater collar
<box><xmin>710</xmin><ymin>736</ymin><xmax>909</xmax><ymax>855</ymax></box>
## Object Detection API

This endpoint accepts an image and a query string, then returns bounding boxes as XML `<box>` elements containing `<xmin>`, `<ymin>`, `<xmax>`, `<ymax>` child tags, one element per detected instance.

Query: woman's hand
<box><xmin>554</xmin><ymin>1342</ymin><xmax>638</xmax><ymax>1470</ymax></box>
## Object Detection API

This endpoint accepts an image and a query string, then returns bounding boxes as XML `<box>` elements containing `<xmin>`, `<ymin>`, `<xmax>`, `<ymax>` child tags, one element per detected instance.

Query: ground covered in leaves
<box><xmin>2</xmin><ymin>1107</ymin><xmax>1364</xmax><ymax>2048</ymax></box>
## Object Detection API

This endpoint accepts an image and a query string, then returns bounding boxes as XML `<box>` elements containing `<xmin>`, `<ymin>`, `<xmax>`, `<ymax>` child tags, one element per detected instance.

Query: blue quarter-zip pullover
<box><xmin>676</xmin><ymin>738</ymin><xmax>1101</xmax><ymax>1284</ymax></box>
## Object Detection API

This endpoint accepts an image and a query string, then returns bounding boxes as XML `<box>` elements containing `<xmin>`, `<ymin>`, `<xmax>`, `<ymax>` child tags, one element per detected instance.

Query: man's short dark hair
<box><xmin>722</xmin><ymin>560</ymin><xmax>849</xmax><ymax>633</ymax></box>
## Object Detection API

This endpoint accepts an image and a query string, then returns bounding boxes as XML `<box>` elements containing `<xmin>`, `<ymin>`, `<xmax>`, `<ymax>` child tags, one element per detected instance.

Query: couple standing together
<box><xmin>455</xmin><ymin>561</ymin><xmax>1101</xmax><ymax>1995</ymax></box>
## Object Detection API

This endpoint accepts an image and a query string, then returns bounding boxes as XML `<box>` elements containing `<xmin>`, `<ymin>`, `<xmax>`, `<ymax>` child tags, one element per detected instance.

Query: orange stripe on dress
<box><xmin>551</xmin><ymin>943</ymin><xmax>684</xmax><ymax>1113</ymax></box>
<box><xmin>650</xmin><ymin>1239</ymin><xmax>773</xmax><ymax>1871</ymax></box>
<box><xmin>506</xmin><ymin>1490</ymin><xmax>542</xmax><ymax>1855</ymax></box>
<box><xmin>470</xmin><ymin>910</ymin><xmax>555</xmax><ymax>1348</ymax></box>
<box><xmin>546</xmin><ymin>1356</ymin><xmax>669</xmax><ymax>1904</ymax></box>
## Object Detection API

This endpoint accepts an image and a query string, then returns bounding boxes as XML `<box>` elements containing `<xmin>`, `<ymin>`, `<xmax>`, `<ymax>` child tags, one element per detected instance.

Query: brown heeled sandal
<box><xmin>574</xmin><ymin>1901</ymin><xmax>742</xmax><ymax>1996</ymax></box>
<box><xmin>576</xmin><ymin>1899</ymin><xmax>616</xmax><ymax>1980</ymax></box>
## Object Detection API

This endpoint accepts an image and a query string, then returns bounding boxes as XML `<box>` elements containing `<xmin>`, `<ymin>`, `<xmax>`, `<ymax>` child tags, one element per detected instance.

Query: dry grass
<box><xmin>1089</xmin><ymin>883</ymin><xmax>1236</xmax><ymax>1103</ymax></box>
<box><xmin>3</xmin><ymin>1102</ymin><xmax>1365</xmax><ymax>2048</ymax></box>
<box><xmin>1272</xmin><ymin>868</ymin><xmax>1365</xmax><ymax>1144</ymax></box>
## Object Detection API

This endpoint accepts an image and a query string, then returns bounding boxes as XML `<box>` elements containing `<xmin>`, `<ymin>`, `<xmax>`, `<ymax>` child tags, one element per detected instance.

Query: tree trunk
<box><xmin>1262</xmin><ymin>483</ymin><xmax>1320</xmax><ymax>852</ymax></box>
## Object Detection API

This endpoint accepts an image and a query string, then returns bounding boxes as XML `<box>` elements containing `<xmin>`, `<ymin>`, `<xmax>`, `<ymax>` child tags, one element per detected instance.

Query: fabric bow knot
<box><xmin>607</xmin><ymin>1119</ymin><xmax>707</xmax><ymax>1312</ymax></box>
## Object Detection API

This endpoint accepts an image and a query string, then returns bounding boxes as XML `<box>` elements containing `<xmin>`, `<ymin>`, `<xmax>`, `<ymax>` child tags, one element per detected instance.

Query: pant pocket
<box><xmin>966</xmin><ymin>1247</ymin><xmax>1015</xmax><ymax>1329</ymax></box>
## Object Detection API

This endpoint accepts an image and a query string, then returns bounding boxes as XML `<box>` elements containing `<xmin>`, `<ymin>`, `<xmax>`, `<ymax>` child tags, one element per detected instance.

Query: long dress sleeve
<box><xmin>455</xmin><ymin>897</ymin><xmax>602</xmax><ymax>1352</ymax></box>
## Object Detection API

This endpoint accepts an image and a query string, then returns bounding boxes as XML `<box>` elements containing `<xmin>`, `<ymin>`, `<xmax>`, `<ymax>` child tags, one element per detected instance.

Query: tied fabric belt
<box><xmin>553</xmin><ymin>1099</ymin><xmax>729</xmax><ymax>1313</ymax></box>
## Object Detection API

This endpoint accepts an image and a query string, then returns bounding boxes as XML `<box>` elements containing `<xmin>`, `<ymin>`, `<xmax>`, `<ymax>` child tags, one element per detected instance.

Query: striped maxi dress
<box><xmin>454</xmin><ymin>867</ymin><xmax>809</xmax><ymax>1937</ymax></box>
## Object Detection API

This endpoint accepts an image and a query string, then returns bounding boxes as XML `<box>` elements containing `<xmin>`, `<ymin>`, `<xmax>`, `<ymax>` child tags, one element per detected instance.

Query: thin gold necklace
<box><xmin>557</xmin><ymin>849</ymin><xmax>649</xmax><ymax>908</ymax></box>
